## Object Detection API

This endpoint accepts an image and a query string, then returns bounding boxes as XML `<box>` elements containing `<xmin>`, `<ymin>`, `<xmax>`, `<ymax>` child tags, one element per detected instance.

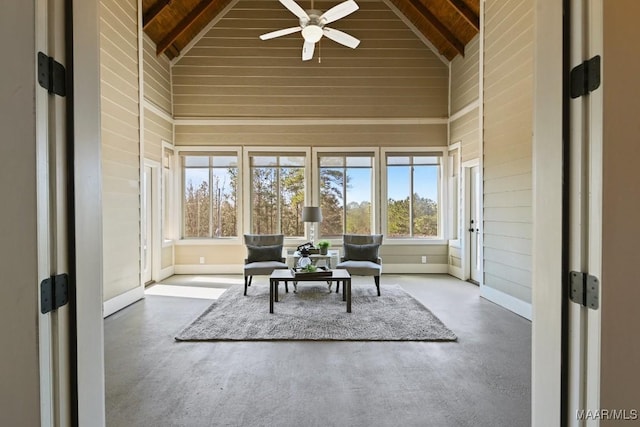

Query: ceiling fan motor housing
<box><xmin>300</xmin><ymin>10</ymin><xmax>325</xmax><ymax>42</ymax></box>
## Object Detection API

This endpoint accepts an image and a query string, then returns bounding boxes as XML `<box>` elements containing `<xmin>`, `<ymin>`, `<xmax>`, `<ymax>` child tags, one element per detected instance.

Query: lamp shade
<box><xmin>301</xmin><ymin>206</ymin><xmax>323</xmax><ymax>223</ymax></box>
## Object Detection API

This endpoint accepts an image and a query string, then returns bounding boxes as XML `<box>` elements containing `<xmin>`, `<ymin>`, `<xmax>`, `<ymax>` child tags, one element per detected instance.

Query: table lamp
<box><xmin>301</xmin><ymin>206</ymin><xmax>323</xmax><ymax>245</ymax></box>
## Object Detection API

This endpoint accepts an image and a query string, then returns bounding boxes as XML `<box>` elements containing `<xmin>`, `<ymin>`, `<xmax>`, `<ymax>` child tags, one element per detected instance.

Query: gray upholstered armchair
<box><xmin>335</xmin><ymin>234</ymin><xmax>383</xmax><ymax>296</ymax></box>
<box><xmin>243</xmin><ymin>234</ymin><xmax>289</xmax><ymax>296</ymax></box>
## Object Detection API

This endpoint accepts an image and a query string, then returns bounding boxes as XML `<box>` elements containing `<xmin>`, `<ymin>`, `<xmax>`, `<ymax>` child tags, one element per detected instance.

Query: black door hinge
<box><xmin>569</xmin><ymin>271</ymin><xmax>599</xmax><ymax>310</ymax></box>
<box><xmin>570</xmin><ymin>55</ymin><xmax>601</xmax><ymax>98</ymax></box>
<box><xmin>41</xmin><ymin>273</ymin><xmax>70</xmax><ymax>314</ymax></box>
<box><xmin>37</xmin><ymin>52</ymin><xmax>66</xmax><ymax>97</ymax></box>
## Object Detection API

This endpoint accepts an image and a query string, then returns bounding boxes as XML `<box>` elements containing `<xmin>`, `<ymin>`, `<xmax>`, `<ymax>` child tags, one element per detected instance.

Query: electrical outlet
<box><xmin>421</xmin><ymin>256</ymin><xmax>427</xmax><ymax>264</ymax></box>
<box><xmin>199</xmin><ymin>256</ymin><xmax>205</xmax><ymax>264</ymax></box>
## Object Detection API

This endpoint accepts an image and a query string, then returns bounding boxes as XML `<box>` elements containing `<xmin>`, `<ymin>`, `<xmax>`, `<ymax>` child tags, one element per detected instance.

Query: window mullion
<box><xmin>276</xmin><ymin>165</ymin><xmax>281</xmax><ymax>235</ymax></box>
<box><xmin>410</xmin><ymin>162</ymin><xmax>415</xmax><ymax>238</ymax></box>
<box><xmin>343</xmin><ymin>165</ymin><xmax>347</xmax><ymax>235</ymax></box>
<box><xmin>209</xmin><ymin>159</ymin><xmax>214</xmax><ymax>238</ymax></box>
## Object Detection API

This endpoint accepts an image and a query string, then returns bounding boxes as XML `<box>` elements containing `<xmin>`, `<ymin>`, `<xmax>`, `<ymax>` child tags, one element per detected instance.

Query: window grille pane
<box><xmin>183</xmin><ymin>168</ymin><xmax>210</xmax><ymax>238</ymax></box>
<box><xmin>184</xmin><ymin>156</ymin><xmax>209</xmax><ymax>167</ymax></box>
<box><xmin>212</xmin><ymin>156</ymin><xmax>237</xmax><ymax>167</ymax></box>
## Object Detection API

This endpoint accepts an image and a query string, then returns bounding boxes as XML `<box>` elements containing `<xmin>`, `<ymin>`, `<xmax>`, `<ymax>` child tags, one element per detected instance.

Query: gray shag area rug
<box><xmin>175</xmin><ymin>284</ymin><xmax>457</xmax><ymax>341</ymax></box>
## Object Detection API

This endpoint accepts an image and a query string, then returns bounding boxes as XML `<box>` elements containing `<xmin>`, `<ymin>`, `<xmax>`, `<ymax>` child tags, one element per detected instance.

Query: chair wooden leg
<box><xmin>244</xmin><ymin>276</ymin><xmax>249</xmax><ymax>296</ymax></box>
<box><xmin>285</xmin><ymin>280</ymin><xmax>289</xmax><ymax>293</ymax></box>
<box><xmin>374</xmin><ymin>276</ymin><xmax>380</xmax><ymax>296</ymax></box>
<box><xmin>248</xmin><ymin>276</ymin><xmax>253</xmax><ymax>286</ymax></box>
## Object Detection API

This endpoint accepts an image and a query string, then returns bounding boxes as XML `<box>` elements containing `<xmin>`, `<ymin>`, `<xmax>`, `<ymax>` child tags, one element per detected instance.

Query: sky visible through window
<box><xmin>185</xmin><ymin>167</ymin><xmax>439</xmax><ymax>203</ymax></box>
<box><xmin>343</xmin><ymin>167</ymin><xmax>438</xmax><ymax>203</ymax></box>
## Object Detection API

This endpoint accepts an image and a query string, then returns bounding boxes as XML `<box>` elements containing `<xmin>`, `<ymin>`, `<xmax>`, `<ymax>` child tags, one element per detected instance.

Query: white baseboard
<box><xmin>448</xmin><ymin>265</ymin><xmax>464</xmax><ymax>280</ymax></box>
<box><xmin>159</xmin><ymin>266</ymin><xmax>174</xmax><ymax>281</ymax></box>
<box><xmin>382</xmin><ymin>264</ymin><xmax>449</xmax><ymax>274</ymax></box>
<box><xmin>173</xmin><ymin>263</ymin><xmax>448</xmax><ymax>275</ymax></box>
<box><xmin>174</xmin><ymin>264</ymin><xmax>244</xmax><ymax>275</ymax></box>
<box><xmin>103</xmin><ymin>286</ymin><xmax>145</xmax><ymax>318</ymax></box>
<box><xmin>480</xmin><ymin>285</ymin><xmax>532</xmax><ymax>320</ymax></box>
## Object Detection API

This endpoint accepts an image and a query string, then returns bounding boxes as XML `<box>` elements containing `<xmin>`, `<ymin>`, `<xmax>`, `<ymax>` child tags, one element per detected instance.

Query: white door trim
<box><xmin>532</xmin><ymin>0</ymin><xmax>564</xmax><ymax>425</ymax></box>
<box><xmin>72</xmin><ymin>0</ymin><xmax>106</xmax><ymax>424</ymax></box>
<box><xmin>35</xmin><ymin>0</ymin><xmax>54</xmax><ymax>424</ymax></box>
<box><xmin>461</xmin><ymin>158</ymin><xmax>480</xmax><ymax>283</ymax></box>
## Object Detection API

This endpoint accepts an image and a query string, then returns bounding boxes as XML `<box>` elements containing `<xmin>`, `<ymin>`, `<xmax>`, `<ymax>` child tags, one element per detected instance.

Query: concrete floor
<box><xmin>105</xmin><ymin>274</ymin><xmax>531</xmax><ymax>427</ymax></box>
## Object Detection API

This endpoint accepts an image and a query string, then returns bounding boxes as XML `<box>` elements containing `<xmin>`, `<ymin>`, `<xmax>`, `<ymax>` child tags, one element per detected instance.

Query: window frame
<box><xmin>243</xmin><ymin>146</ymin><xmax>312</xmax><ymax>245</ymax></box>
<box><xmin>177</xmin><ymin>146</ymin><xmax>242</xmax><ymax>243</ymax></box>
<box><xmin>312</xmin><ymin>147</ymin><xmax>380</xmax><ymax>245</ymax></box>
<box><xmin>380</xmin><ymin>146</ymin><xmax>448</xmax><ymax>243</ymax></box>
<box><xmin>161</xmin><ymin>142</ymin><xmax>175</xmax><ymax>246</ymax></box>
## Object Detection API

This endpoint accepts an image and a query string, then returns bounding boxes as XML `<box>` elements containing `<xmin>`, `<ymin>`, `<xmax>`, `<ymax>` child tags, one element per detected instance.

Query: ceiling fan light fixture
<box><xmin>302</xmin><ymin>25</ymin><xmax>323</xmax><ymax>43</ymax></box>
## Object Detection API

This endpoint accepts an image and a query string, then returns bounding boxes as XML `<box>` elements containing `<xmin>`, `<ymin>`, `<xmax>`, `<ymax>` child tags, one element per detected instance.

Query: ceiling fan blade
<box><xmin>302</xmin><ymin>41</ymin><xmax>315</xmax><ymax>61</ymax></box>
<box><xmin>279</xmin><ymin>0</ymin><xmax>309</xmax><ymax>20</ymax></box>
<box><xmin>260</xmin><ymin>26</ymin><xmax>302</xmax><ymax>40</ymax></box>
<box><xmin>320</xmin><ymin>0</ymin><xmax>359</xmax><ymax>25</ymax></box>
<box><xmin>323</xmin><ymin>27</ymin><xmax>360</xmax><ymax>49</ymax></box>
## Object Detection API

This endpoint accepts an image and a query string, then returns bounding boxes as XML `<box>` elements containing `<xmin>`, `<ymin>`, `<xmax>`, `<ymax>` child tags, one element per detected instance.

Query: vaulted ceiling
<box><xmin>142</xmin><ymin>0</ymin><xmax>479</xmax><ymax>61</ymax></box>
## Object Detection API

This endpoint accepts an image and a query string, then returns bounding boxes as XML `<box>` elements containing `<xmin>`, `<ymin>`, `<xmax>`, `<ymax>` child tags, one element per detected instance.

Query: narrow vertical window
<box><xmin>162</xmin><ymin>148</ymin><xmax>173</xmax><ymax>241</ymax></box>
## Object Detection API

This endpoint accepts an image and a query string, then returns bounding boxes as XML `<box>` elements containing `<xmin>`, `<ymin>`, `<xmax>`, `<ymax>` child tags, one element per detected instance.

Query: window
<box><xmin>447</xmin><ymin>147</ymin><xmax>460</xmax><ymax>240</ymax></box>
<box><xmin>162</xmin><ymin>148</ymin><xmax>173</xmax><ymax>241</ymax></box>
<box><xmin>318</xmin><ymin>155</ymin><xmax>373</xmax><ymax>237</ymax></box>
<box><xmin>249</xmin><ymin>154</ymin><xmax>305</xmax><ymax>236</ymax></box>
<box><xmin>182</xmin><ymin>154</ymin><xmax>238</xmax><ymax>238</ymax></box>
<box><xmin>386</xmin><ymin>153</ymin><xmax>441</xmax><ymax>238</ymax></box>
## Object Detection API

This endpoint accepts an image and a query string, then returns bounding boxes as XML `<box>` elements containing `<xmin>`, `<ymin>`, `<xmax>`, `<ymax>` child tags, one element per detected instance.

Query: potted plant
<box><xmin>317</xmin><ymin>240</ymin><xmax>331</xmax><ymax>255</ymax></box>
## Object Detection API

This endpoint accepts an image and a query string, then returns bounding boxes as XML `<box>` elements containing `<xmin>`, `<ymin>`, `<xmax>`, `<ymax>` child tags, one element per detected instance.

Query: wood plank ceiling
<box><xmin>142</xmin><ymin>0</ymin><xmax>479</xmax><ymax>61</ymax></box>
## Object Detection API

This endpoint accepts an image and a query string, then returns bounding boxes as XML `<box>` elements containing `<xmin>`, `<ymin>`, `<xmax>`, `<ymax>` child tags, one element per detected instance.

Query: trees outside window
<box><xmin>250</xmin><ymin>155</ymin><xmax>305</xmax><ymax>236</ymax></box>
<box><xmin>183</xmin><ymin>155</ymin><xmax>238</xmax><ymax>238</ymax></box>
<box><xmin>319</xmin><ymin>155</ymin><xmax>373</xmax><ymax>237</ymax></box>
<box><xmin>386</xmin><ymin>155</ymin><xmax>440</xmax><ymax>238</ymax></box>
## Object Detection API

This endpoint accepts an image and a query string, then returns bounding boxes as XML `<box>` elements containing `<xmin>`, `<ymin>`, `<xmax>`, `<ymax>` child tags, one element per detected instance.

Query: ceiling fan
<box><xmin>259</xmin><ymin>0</ymin><xmax>360</xmax><ymax>61</ymax></box>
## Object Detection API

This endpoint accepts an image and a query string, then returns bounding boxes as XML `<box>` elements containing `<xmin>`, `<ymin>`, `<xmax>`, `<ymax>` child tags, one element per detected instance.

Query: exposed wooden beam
<box><xmin>406</xmin><ymin>0</ymin><xmax>465</xmax><ymax>57</ymax></box>
<box><xmin>156</xmin><ymin>0</ymin><xmax>217</xmax><ymax>57</ymax></box>
<box><xmin>143</xmin><ymin>0</ymin><xmax>171</xmax><ymax>30</ymax></box>
<box><xmin>446</xmin><ymin>0</ymin><xmax>480</xmax><ymax>32</ymax></box>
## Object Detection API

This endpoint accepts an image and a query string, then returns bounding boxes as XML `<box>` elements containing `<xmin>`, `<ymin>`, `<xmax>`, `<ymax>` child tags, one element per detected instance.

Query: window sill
<box><xmin>383</xmin><ymin>238</ymin><xmax>448</xmax><ymax>246</ymax></box>
<box><xmin>176</xmin><ymin>238</ymin><xmax>242</xmax><ymax>246</ymax></box>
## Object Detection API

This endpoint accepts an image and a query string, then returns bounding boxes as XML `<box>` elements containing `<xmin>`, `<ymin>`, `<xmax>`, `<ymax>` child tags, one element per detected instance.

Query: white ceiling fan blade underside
<box><xmin>259</xmin><ymin>26</ymin><xmax>302</xmax><ymax>40</ymax></box>
<box><xmin>302</xmin><ymin>41</ymin><xmax>315</xmax><ymax>61</ymax></box>
<box><xmin>320</xmin><ymin>0</ymin><xmax>359</xmax><ymax>24</ymax></box>
<box><xmin>323</xmin><ymin>27</ymin><xmax>360</xmax><ymax>48</ymax></box>
<box><xmin>279</xmin><ymin>0</ymin><xmax>309</xmax><ymax>20</ymax></box>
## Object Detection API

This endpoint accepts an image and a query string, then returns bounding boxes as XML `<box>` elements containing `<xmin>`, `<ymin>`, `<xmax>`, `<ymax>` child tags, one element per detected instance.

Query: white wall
<box><xmin>483</xmin><ymin>0</ymin><xmax>534</xmax><ymax>308</ymax></box>
<box><xmin>0</xmin><ymin>2</ymin><xmax>41</xmax><ymax>425</ymax></box>
<box><xmin>100</xmin><ymin>0</ymin><xmax>141</xmax><ymax>301</ymax></box>
<box><xmin>600</xmin><ymin>0</ymin><xmax>640</xmax><ymax>417</ymax></box>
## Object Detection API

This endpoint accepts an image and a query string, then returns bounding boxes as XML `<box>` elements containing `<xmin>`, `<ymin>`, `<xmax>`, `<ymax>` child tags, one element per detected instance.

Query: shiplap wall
<box><xmin>450</xmin><ymin>34</ymin><xmax>480</xmax><ymax>114</ymax></box>
<box><xmin>451</xmin><ymin>109</ymin><xmax>480</xmax><ymax>163</ymax></box>
<box><xmin>174</xmin><ymin>123</ymin><xmax>447</xmax><ymax>146</ymax></box>
<box><xmin>143</xmin><ymin>34</ymin><xmax>172</xmax><ymax>113</ymax></box>
<box><xmin>143</xmin><ymin>33</ymin><xmax>174</xmax><ymax>274</ymax></box>
<box><xmin>143</xmin><ymin>110</ymin><xmax>171</xmax><ymax>163</ymax></box>
<box><xmin>100</xmin><ymin>0</ymin><xmax>140</xmax><ymax>301</ymax></box>
<box><xmin>172</xmin><ymin>0</ymin><xmax>448</xmax><ymax>120</ymax></box>
<box><xmin>448</xmin><ymin>34</ymin><xmax>480</xmax><ymax>274</ymax></box>
<box><xmin>483</xmin><ymin>0</ymin><xmax>534</xmax><ymax>303</ymax></box>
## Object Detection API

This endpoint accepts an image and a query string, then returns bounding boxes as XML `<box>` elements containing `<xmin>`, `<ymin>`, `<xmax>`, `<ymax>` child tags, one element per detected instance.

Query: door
<box><xmin>468</xmin><ymin>165</ymin><xmax>481</xmax><ymax>284</ymax></box>
<box><xmin>36</xmin><ymin>0</ymin><xmax>73</xmax><ymax>424</ymax></box>
<box><xmin>142</xmin><ymin>165</ymin><xmax>153</xmax><ymax>284</ymax></box>
<box><xmin>566</xmin><ymin>0</ymin><xmax>603</xmax><ymax>424</ymax></box>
